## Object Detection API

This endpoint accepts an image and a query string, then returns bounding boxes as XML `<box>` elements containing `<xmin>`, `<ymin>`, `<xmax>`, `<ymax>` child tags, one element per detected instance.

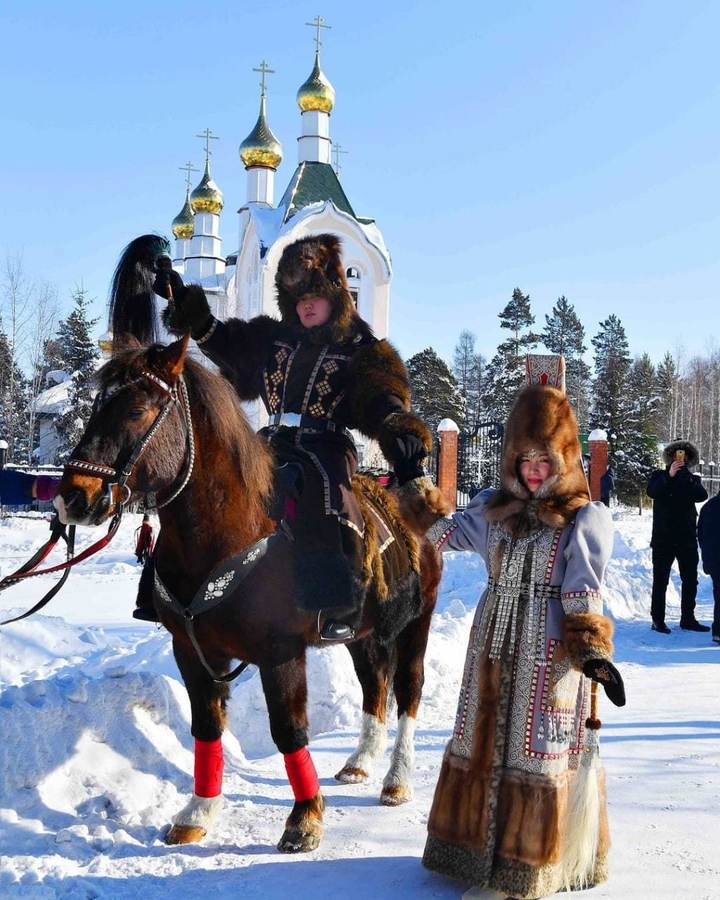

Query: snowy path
<box><xmin>1</xmin><ymin>511</ymin><xmax>718</xmax><ymax>899</ymax></box>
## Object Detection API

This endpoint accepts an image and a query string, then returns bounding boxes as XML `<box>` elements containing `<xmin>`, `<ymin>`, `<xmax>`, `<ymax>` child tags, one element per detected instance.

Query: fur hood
<box><xmin>486</xmin><ymin>384</ymin><xmax>590</xmax><ymax>535</ymax></box>
<box><xmin>275</xmin><ymin>234</ymin><xmax>367</xmax><ymax>344</ymax></box>
<box><xmin>662</xmin><ymin>440</ymin><xmax>699</xmax><ymax>468</ymax></box>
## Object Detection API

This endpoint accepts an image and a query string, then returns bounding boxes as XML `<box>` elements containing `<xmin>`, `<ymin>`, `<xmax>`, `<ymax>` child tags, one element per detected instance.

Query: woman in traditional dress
<box><xmin>421</xmin><ymin>384</ymin><xmax>625</xmax><ymax>899</ymax></box>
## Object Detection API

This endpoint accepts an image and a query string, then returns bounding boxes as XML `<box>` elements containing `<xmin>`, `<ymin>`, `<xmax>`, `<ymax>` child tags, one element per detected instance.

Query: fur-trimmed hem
<box><xmin>422</xmin><ymin>836</ymin><xmax>608</xmax><ymax>899</ymax></box>
<box><xmin>563</xmin><ymin>612</ymin><xmax>614</xmax><ymax>668</ymax></box>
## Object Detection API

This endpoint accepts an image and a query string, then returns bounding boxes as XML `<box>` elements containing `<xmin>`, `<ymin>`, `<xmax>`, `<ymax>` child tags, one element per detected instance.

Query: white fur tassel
<box><xmin>563</xmin><ymin>726</ymin><xmax>601</xmax><ymax>892</ymax></box>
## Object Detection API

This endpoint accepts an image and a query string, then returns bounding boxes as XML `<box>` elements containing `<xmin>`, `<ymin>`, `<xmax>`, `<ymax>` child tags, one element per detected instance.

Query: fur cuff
<box><xmin>378</xmin><ymin>411</ymin><xmax>433</xmax><ymax>462</ymax></box>
<box><xmin>396</xmin><ymin>475</ymin><xmax>450</xmax><ymax>535</ymax></box>
<box><xmin>563</xmin><ymin>612</ymin><xmax>614</xmax><ymax>670</ymax></box>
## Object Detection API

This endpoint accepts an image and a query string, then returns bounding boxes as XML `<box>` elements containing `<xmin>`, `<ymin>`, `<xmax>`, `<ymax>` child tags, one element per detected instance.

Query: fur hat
<box><xmin>275</xmin><ymin>234</ymin><xmax>361</xmax><ymax>343</ymax></box>
<box><xmin>662</xmin><ymin>440</ymin><xmax>699</xmax><ymax>468</ymax></box>
<box><xmin>486</xmin><ymin>384</ymin><xmax>590</xmax><ymax>533</ymax></box>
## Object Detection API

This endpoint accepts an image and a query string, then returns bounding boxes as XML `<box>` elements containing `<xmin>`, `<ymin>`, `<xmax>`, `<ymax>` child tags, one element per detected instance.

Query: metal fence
<box><xmin>457</xmin><ymin>422</ymin><xmax>504</xmax><ymax>508</ymax></box>
<box><xmin>698</xmin><ymin>462</ymin><xmax>720</xmax><ymax>496</ymax></box>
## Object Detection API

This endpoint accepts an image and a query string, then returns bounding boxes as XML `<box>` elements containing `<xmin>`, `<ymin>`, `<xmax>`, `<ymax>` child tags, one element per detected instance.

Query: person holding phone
<box><xmin>647</xmin><ymin>441</ymin><xmax>709</xmax><ymax>633</ymax></box>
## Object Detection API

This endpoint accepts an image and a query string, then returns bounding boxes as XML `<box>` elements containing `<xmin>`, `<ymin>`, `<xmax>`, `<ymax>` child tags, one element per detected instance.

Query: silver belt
<box><xmin>268</xmin><ymin>413</ymin><xmax>354</xmax><ymax>442</ymax></box>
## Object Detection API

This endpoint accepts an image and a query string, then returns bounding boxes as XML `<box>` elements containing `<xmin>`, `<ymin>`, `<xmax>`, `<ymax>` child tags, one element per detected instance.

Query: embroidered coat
<box><xmin>188</xmin><ymin>235</ymin><xmax>430</xmax><ymax>613</ymax></box>
<box><xmin>423</xmin><ymin>489</ymin><xmax>615</xmax><ymax>899</ymax></box>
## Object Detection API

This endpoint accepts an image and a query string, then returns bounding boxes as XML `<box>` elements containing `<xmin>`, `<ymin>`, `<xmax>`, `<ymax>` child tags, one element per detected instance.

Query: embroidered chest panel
<box><xmin>263</xmin><ymin>341</ymin><xmax>294</xmax><ymax>414</ymax></box>
<box><xmin>302</xmin><ymin>348</ymin><xmax>353</xmax><ymax>418</ymax></box>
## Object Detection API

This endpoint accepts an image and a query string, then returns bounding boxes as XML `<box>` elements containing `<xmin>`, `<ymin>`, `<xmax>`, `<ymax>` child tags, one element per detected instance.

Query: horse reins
<box><xmin>0</xmin><ymin>370</ymin><xmax>195</xmax><ymax>626</ymax></box>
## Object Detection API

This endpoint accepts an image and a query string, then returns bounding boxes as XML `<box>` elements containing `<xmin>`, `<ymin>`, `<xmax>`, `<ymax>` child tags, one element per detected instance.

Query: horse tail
<box><xmin>108</xmin><ymin>234</ymin><xmax>170</xmax><ymax>350</ymax></box>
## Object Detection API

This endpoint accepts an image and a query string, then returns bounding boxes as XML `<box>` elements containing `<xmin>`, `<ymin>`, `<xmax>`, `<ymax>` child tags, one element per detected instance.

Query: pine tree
<box><xmin>541</xmin><ymin>295</ymin><xmax>591</xmax><ymax>429</ymax></box>
<box><xmin>617</xmin><ymin>354</ymin><xmax>660</xmax><ymax>503</ymax></box>
<box><xmin>591</xmin><ymin>315</ymin><xmax>633</xmax><ymax>496</ymax></box>
<box><xmin>655</xmin><ymin>351</ymin><xmax>678</xmax><ymax>441</ymax></box>
<box><xmin>484</xmin><ymin>288</ymin><xmax>538</xmax><ymax>420</ymax></box>
<box><xmin>54</xmin><ymin>287</ymin><xmax>100</xmax><ymax>461</ymax></box>
<box><xmin>406</xmin><ymin>347</ymin><xmax>464</xmax><ymax>432</ymax></box>
<box><xmin>0</xmin><ymin>321</ymin><xmax>30</xmax><ymax>461</ymax></box>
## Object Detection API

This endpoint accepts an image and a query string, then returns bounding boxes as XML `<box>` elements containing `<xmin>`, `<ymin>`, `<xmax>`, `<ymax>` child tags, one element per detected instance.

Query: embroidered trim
<box><xmin>562</xmin><ymin>589</ymin><xmax>601</xmax><ymax>600</ymax></box>
<box><xmin>426</xmin><ymin>516</ymin><xmax>458</xmax><ymax>549</ymax></box>
<box><xmin>195</xmin><ymin>317</ymin><xmax>218</xmax><ymax>345</ymax></box>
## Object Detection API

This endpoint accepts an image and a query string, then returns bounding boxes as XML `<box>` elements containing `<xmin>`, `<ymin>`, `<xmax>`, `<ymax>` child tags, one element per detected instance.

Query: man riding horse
<box><xmin>138</xmin><ymin>234</ymin><xmax>431</xmax><ymax>642</ymax></box>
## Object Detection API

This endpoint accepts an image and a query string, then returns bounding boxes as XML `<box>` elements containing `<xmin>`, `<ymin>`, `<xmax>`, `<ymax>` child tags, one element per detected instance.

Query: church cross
<box><xmin>332</xmin><ymin>142</ymin><xmax>349</xmax><ymax>176</ymax></box>
<box><xmin>179</xmin><ymin>161</ymin><xmax>200</xmax><ymax>191</ymax></box>
<box><xmin>195</xmin><ymin>127</ymin><xmax>219</xmax><ymax>163</ymax></box>
<box><xmin>305</xmin><ymin>15</ymin><xmax>331</xmax><ymax>52</ymax></box>
<box><xmin>253</xmin><ymin>60</ymin><xmax>275</xmax><ymax>97</ymax></box>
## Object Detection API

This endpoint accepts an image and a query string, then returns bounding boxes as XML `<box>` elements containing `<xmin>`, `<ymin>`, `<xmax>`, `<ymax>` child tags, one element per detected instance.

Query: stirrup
<box><xmin>317</xmin><ymin>611</ymin><xmax>355</xmax><ymax>643</ymax></box>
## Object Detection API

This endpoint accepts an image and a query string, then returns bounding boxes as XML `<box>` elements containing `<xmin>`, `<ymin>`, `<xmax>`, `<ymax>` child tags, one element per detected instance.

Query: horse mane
<box><xmin>108</xmin><ymin>234</ymin><xmax>168</xmax><ymax>349</ymax></box>
<box><xmin>99</xmin><ymin>344</ymin><xmax>274</xmax><ymax>530</ymax></box>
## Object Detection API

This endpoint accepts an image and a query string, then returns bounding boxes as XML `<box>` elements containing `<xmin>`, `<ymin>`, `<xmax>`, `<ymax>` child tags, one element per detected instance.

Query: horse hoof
<box><xmin>380</xmin><ymin>784</ymin><xmax>413</xmax><ymax>806</ymax></box>
<box><xmin>335</xmin><ymin>765</ymin><xmax>369</xmax><ymax>784</ymax></box>
<box><xmin>277</xmin><ymin>826</ymin><xmax>321</xmax><ymax>853</ymax></box>
<box><xmin>165</xmin><ymin>824</ymin><xmax>207</xmax><ymax>845</ymax></box>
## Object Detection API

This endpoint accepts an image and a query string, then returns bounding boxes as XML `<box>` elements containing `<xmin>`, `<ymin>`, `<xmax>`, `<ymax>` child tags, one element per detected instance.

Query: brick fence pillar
<box><xmin>437</xmin><ymin>418</ymin><xmax>459</xmax><ymax>512</ymax></box>
<box><xmin>588</xmin><ymin>429</ymin><xmax>609</xmax><ymax>502</ymax></box>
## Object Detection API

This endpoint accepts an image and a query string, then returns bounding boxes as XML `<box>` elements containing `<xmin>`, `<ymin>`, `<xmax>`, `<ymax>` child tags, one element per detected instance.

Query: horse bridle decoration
<box><xmin>66</xmin><ymin>369</ymin><xmax>196</xmax><ymax>514</ymax></box>
<box><xmin>0</xmin><ymin>369</ymin><xmax>195</xmax><ymax>626</ymax></box>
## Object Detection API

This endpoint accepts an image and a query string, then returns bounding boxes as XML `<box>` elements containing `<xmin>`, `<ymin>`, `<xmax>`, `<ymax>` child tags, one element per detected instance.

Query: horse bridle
<box><xmin>65</xmin><ymin>369</ymin><xmax>196</xmax><ymax>514</ymax></box>
<box><xmin>0</xmin><ymin>370</ymin><xmax>195</xmax><ymax>627</ymax></box>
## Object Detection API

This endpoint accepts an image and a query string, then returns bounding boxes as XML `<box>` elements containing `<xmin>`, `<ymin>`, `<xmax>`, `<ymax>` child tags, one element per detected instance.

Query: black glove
<box><xmin>392</xmin><ymin>434</ymin><xmax>428</xmax><ymax>485</ymax></box>
<box><xmin>155</xmin><ymin>269</ymin><xmax>212</xmax><ymax>338</ymax></box>
<box><xmin>583</xmin><ymin>658</ymin><xmax>626</xmax><ymax>707</ymax></box>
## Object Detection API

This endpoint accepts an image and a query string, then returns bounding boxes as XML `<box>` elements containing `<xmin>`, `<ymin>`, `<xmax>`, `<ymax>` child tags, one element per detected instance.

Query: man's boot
<box><xmin>680</xmin><ymin>619</ymin><xmax>711</xmax><ymax>632</ymax></box>
<box><xmin>651</xmin><ymin>621</ymin><xmax>671</xmax><ymax>634</ymax></box>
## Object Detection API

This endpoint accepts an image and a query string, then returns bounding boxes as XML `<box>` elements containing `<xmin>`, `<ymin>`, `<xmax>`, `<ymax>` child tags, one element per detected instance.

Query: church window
<box><xmin>346</xmin><ymin>267</ymin><xmax>361</xmax><ymax>279</ymax></box>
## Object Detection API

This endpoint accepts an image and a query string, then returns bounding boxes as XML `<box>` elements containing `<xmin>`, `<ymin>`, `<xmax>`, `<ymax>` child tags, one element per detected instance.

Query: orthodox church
<box><xmin>168</xmin><ymin>26</ymin><xmax>392</xmax><ymax>433</ymax></box>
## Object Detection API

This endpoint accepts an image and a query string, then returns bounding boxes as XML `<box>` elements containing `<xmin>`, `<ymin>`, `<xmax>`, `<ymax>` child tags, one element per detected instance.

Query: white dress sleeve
<box><xmin>426</xmin><ymin>489</ymin><xmax>494</xmax><ymax>559</ymax></box>
<box><xmin>561</xmin><ymin>502</ymin><xmax>614</xmax><ymax>616</ymax></box>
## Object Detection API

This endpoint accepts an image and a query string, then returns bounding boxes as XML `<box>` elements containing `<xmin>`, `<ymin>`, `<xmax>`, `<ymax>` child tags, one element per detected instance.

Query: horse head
<box><xmin>54</xmin><ymin>336</ymin><xmax>191</xmax><ymax>526</ymax></box>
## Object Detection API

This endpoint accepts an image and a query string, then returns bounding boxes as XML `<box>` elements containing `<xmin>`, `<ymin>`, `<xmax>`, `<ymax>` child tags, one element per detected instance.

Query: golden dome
<box><xmin>171</xmin><ymin>189</ymin><xmax>195</xmax><ymax>239</ymax></box>
<box><xmin>98</xmin><ymin>331</ymin><xmax>113</xmax><ymax>354</ymax></box>
<box><xmin>239</xmin><ymin>95</ymin><xmax>283</xmax><ymax>169</ymax></box>
<box><xmin>297</xmin><ymin>51</ymin><xmax>335</xmax><ymax>113</ymax></box>
<box><xmin>190</xmin><ymin>160</ymin><xmax>224</xmax><ymax>214</ymax></box>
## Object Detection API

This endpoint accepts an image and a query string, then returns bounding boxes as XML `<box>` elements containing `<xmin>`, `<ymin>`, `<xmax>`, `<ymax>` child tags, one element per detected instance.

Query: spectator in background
<box><xmin>0</xmin><ymin>470</ymin><xmax>59</xmax><ymax>507</ymax></box>
<box><xmin>600</xmin><ymin>465</ymin><xmax>615</xmax><ymax>507</ymax></box>
<box><xmin>647</xmin><ymin>440</ymin><xmax>709</xmax><ymax>634</ymax></box>
<box><xmin>698</xmin><ymin>489</ymin><xmax>720</xmax><ymax>645</ymax></box>
<box><xmin>134</xmin><ymin>514</ymin><xmax>155</xmax><ymax>565</ymax></box>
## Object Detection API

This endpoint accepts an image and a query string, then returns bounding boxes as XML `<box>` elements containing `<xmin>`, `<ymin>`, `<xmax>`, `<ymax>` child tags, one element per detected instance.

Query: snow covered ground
<box><xmin>1</xmin><ymin>509</ymin><xmax>718</xmax><ymax>899</ymax></box>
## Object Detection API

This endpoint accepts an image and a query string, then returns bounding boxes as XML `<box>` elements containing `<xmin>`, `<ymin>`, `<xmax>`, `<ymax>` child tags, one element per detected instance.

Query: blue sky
<box><xmin>1</xmin><ymin>0</ymin><xmax>719</xmax><ymax>366</ymax></box>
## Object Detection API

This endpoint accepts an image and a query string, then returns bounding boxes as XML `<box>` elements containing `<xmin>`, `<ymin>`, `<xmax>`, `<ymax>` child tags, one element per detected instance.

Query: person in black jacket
<box><xmin>647</xmin><ymin>440</ymin><xmax>709</xmax><ymax>633</ymax></box>
<box><xmin>600</xmin><ymin>465</ymin><xmax>615</xmax><ymax>507</ymax></box>
<box><xmin>698</xmin><ymin>489</ymin><xmax>720</xmax><ymax>643</ymax></box>
<box><xmin>153</xmin><ymin>234</ymin><xmax>431</xmax><ymax>642</ymax></box>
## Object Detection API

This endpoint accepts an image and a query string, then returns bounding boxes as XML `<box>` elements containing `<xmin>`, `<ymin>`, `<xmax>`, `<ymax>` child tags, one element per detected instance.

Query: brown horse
<box><xmin>54</xmin><ymin>336</ymin><xmax>442</xmax><ymax>852</ymax></box>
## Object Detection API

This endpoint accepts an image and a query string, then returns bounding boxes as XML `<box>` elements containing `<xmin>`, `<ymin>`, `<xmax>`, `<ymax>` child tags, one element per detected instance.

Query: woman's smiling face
<box><xmin>519</xmin><ymin>452</ymin><xmax>552</xmax><ymax>493</ymax></box>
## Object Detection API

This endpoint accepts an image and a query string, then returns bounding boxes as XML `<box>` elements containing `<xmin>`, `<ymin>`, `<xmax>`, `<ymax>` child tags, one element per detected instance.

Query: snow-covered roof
<box><xmin>34</xmin><ymin>379</ymin><xmax>71</xmax><ymax>416</ymax></box>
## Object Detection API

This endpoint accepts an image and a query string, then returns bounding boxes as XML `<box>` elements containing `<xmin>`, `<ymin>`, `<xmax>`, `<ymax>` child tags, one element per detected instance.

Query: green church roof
<box><xmin>279</xmin><ymin>161</ymin><xmax>356</xmax><ymax>222</ymax></box>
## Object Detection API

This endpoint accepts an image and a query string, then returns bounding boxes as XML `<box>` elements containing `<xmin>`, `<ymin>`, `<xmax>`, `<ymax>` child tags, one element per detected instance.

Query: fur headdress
<box><xmin>275</xmin><ymin>234</ymin><xmax>363</xmax><ymax>343</ymax></box>
<box><xmin>662</xmin><ymin>440</ymin><xmax>699</xmax><ymax>468</ymax></box>
<box><xmin>486</xmin><ymin>384</ymin><xmax>590</xmax><ymax>534</ymax></box>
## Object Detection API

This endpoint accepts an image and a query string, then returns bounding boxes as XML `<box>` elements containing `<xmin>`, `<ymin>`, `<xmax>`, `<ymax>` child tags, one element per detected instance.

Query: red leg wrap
<box><xmin>284</xmin><ymin>747</ymin><xmax>319</xmax><ymax>802</ymax></box>
<box><xmin>194</xmin><ymin>738</ymin><xmax>224</xmax><ymax>798</ymax></box>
